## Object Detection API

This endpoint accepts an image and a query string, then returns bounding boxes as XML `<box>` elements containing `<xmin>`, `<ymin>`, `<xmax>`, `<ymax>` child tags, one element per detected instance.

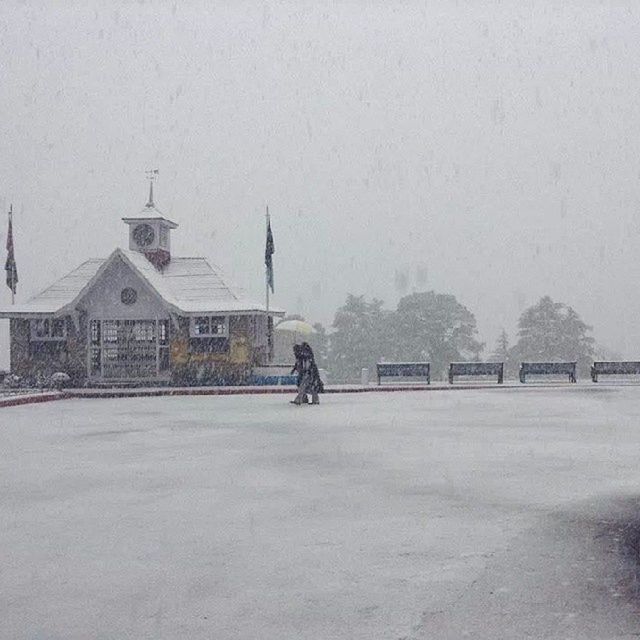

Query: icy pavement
<box><xmin>2</xmin><ymin>387</ymin><xmax>640</xmax><ymax>639</ymax></box>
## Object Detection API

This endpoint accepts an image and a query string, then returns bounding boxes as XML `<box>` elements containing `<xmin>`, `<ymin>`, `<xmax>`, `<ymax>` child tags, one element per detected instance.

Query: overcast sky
<box><xmin>1</xmin><ymin>0</ymin><xmax>640</xmax><ymax>365</ymax></box>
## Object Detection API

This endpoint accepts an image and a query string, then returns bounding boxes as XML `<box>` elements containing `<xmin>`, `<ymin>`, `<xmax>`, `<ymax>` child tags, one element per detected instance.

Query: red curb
<box><xmin>63</xmin><ymin>383</ymin><xmax>512</xmax><ymax>400</ymax></box>
<box><xmin>0</xmin><ymin>382</ymin><xmax>598</xmax><ymax>407</ymax></box>
<box><xmin>0</xmin><ymin>393</ymin><xmax>65</xmax><ymax>409</ymax></box>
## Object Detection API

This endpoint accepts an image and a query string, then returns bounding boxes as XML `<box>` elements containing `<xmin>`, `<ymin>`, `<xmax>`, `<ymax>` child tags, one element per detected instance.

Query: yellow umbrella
<box><xmin>275</xmin><ymin>319</ymin><xmax>316</xmax><ymax>336</ymax></box>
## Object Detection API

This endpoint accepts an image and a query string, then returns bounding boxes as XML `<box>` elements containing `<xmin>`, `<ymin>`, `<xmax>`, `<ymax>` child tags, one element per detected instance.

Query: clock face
<box><xmin>133</xmin><ymin>223</ymin><xmax>155</xmax><ymax>247</ymax></box>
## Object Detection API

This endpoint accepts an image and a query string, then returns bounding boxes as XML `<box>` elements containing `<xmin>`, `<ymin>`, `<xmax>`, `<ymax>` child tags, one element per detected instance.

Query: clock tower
<box><xmin>122</xmin><ymin>177</ymin><xmax>178</xmax><ymax>270</ymax></box>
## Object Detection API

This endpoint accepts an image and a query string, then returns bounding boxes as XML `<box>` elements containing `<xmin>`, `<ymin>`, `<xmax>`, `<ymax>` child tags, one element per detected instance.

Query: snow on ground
<box><xmin>2</xmin><ymin>387</ymin><xmax>640</xmax><ymax>639</ymax></box>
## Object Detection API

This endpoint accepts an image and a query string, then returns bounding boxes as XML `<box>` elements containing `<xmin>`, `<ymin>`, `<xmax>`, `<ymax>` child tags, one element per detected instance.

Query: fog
<box><xmin>1</xmin><ymin>0</ymin><xmax>639</xmax><ymax>367</ymax></box>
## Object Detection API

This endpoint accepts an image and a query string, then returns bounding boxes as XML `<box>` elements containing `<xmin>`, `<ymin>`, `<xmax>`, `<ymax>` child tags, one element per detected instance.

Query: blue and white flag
<box><xmin>265</xmin><ymin>210</ymin><xmax>275</xmax><ymax>293</ymax></box>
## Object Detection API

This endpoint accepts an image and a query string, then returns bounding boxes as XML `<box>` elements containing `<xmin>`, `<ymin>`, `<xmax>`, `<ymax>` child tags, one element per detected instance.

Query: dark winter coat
<box><xmin>300</xmin><ymin>343</ymin><xmax>324</xmax><ymax>394</ymax></box>
<box><xmin>291</xmin><ymin>345</ymin><xmax>304</xmax><ymax>386</ymax></box>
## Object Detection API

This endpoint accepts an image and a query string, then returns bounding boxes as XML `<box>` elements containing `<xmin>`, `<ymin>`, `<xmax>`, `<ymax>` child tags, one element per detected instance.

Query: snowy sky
<box><xmin>1</xmin><ymin>0</ymin><xmax>640</xmax><ymax>365</ymax></box>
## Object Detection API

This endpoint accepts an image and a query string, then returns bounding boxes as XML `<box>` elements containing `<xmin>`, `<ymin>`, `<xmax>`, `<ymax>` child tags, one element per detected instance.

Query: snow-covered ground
<box><xmin>2</xmin><ymin>387</ymin><xmax>640</xmax><ymax>639</ymax></box>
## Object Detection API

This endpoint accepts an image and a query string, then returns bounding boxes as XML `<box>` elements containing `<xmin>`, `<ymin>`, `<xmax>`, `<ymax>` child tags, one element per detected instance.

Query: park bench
<box><xmin>449</xmin><ymin>362</ymin><xmax>504</xmax><ymax>384</ymax></box>
<box><xmin>377</xmin><ymin>362</ymin><xmax>430</xmax><ymax>385</ymax></box>
<box><xmin>250</xmin><ymin>364</ymin><xmax>298</xmax><ymax>386</ymax></box>
<box><xmin>590</xmin><ymin>361</ymin><xmax>640</xmax><ymax>382</ymax></box>
<box><xmin>519</xmin><ymin>361</ymin><xmax>576</xmax><ymax>383</ymax></box>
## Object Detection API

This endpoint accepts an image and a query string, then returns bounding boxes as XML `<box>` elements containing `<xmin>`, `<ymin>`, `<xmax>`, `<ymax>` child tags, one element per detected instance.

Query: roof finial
<box><xmin>145</xmin><ymin>169</ymin><xmax>159</xmax><ymax>208</ymax></box>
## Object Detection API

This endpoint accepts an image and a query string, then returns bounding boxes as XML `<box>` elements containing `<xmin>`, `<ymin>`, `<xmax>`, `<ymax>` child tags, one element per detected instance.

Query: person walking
<box><xmin>291</xmin><ymin>342</ymin><xmax>323</xmax><ymax>405</ymax></box>
<box><xmin>290</xmin><ymin>344</ymin><xmax>308</xmax><ymax>404</ymax></box>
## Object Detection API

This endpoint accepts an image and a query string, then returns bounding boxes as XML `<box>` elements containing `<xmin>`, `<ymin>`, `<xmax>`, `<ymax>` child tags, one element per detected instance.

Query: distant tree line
<box><xmin>289</xmin><ymin>293</ymin><xmax>596</xmax><ymax>383</ymax></box>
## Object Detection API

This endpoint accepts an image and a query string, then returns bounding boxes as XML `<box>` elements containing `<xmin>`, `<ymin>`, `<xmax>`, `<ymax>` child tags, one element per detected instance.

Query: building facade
<box><xmin>0</xmin><ymin>190</ymin><xmax>283</xmax><ymax>385</ymax></box>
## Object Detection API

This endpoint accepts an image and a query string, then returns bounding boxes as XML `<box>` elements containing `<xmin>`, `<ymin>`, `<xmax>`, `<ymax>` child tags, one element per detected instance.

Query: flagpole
<box><xmin>9</xmin><ymin>205</ymin><xmax>14</xmax><ymax>306</ymax></box>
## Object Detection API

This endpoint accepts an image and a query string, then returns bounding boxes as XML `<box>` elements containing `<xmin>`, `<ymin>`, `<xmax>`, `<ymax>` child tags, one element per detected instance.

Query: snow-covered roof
<box><xmin>0</xmin><ymin>248</ymin><xmax>283</xmax><ymax>318</ymax></box>
<box><xmin>0</xmin><ymin>259</ymin><xmax>105</xmax><ymax>315</ymax></box>
<box><xmin>121</xmin><ymin>203</ymin><xmax>178</xmax><ymax>228</ymax></box>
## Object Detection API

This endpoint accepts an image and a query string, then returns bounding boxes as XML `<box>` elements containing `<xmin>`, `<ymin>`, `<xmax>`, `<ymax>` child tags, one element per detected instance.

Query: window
<box><xmin>120</xmin><ymin>287</ymin><xmax>137</xmax><ymax>305</ymax></box>
<box><xmin>90</xmin><ymin>320</ymin><xmax>101</xmax><ymax>345</ymax></box>
<box><xmin>158</xmin><ymin>319</ymin><xmax>170</xmax><ymax>346</ymax></box>
<box><xmin>32</xmin><ymin>319</ymin><xmax>49</xmax><ymax>339</ymax></box>
<box><xmin>132</xmin><ymin>321</ymin><xmax>155</xmax><ymax>342</ymax></box>
<box><xmin>30</xmin><ymin>318</ymin><xmax>66</xmax><ymax>341</ymax></box>
<box><xmin>158</xmin><ymin>319</ymin><xmax>170</xmax><ymax>371</ymax></box>
<box><xmin>159</xmin><ymin>347</ymin><xmax>171</xmax><ymax>370</ymax></box>
<box><xmin>103</xmin><ymin>322</ymin><xmax>119</xmax><ymax>343</ymax></box>
<box><xmin>90</xmin><ymin>347</ymin><xmax>101</xmax><ymax>374</ymax></box>
<box><xmin>29</xmin><ymin>340</ymin><xmax>67</xmax><ymax>359</ymax></box>
<box><xmin>190</xmin><ymin>316</ymin><xmax>228</xmax><ymax>337</ymax></box>
<box><xmin>193</xmin><ymin>316</ymin><xmax>210</xmax><ymax>336</ymax></box>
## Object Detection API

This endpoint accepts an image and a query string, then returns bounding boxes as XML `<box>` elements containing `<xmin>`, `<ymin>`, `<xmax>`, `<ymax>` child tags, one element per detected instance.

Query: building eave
<box><xmin>121</xmin><ymin>216</ymin><xmax>178</xmax><ymax>229</ymax></box>
<box><xmin>0</xmin><ymin>310</ymin><xmax>60</xmax><ymax>319</ymax></box>
<box><xmin>0</xmin><ymin>307</ymin><xmax>286</xmax><ymax>320</ymax></box>
<box><xmin>178</xmin><ymin>308</ymin><xmax>286</xmax><ymax>317</ymax></box>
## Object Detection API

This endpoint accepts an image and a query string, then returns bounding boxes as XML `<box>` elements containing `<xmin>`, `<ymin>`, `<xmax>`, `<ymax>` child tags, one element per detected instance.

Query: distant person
<box><xmin>290</xmin><ymin>344</ymin><xmax>308</xmax><ymax>404</ymax></box>
<box><xmin>291</xmin><ymin>342</ymin><xmax>323</xmax><ymax>405</ymax></box>
<box><xmin>303</xmin><ymin>343</ymin><xmax>324</xmax><ymax>404</ymax></box>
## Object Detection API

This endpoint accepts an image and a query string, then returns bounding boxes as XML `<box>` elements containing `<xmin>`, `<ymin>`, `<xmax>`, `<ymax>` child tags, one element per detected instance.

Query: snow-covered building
<box><xmin>0</xmin><ymin>187</ymin><xmax>284</xmax><ymax>385</ymax></box>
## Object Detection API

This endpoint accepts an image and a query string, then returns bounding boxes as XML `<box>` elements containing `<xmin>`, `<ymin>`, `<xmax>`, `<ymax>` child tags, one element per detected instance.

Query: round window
<box><xmin>121</xmin><ymin>287</ymin><xmax>137</xmax><ymax>305</ymax></box>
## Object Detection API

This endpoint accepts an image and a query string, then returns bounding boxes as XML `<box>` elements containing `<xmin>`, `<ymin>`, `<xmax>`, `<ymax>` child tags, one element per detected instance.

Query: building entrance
<box><xmin>89</xmin><ymin>319</ymin><xmax>170</xmax><ymax>380</ymax></box>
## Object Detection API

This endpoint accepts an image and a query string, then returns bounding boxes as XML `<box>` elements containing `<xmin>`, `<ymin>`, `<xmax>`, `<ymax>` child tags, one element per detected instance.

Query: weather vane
<box><xmin>145</xmin><ymin>169</ymin><xmax>159</xmax><ymax>207</ymax></box>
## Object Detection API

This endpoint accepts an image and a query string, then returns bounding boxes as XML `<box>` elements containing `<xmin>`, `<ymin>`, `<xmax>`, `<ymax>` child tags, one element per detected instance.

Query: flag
<box><xmin>5</xmin><ymin>206</ymin><xmax>17</xmax><ymax>296</ymax></box>
<box><xmin>265</xmin><ymin>210</ymin><xmax>275</xmax><ymax>293</ymax></box>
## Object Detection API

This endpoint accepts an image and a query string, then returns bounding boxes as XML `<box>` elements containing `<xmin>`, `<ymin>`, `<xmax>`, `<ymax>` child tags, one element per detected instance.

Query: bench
<box><xmin>249</xmin><ymin>375</ymin><xmax>298</xmax><ymax>386</ymax></box>
<box><xmin>591</xmin><ymin>361</ymin><xmax>640</xmax><ymax>382</ymax></box>
<box><xmin>519</xmin><ymin>362</ymin><xmax>576</xmax><ymax>383</ymax></box>
<box><xmin>377</xmin><ymin>362</ymin><xmax>430</xmax><ymax>385</ymax></box>
<box><xmin>250</xmin><ymin>364</ymin><xmax>298</xmax><ymax>386</ymax></box>
<box><xmin>449</xmin><ymin>362</ymin><xmax>504</xmax><ymax>384</ymax></box>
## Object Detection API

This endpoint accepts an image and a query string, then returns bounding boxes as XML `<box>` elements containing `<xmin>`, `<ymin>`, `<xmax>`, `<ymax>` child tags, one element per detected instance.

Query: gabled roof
<box><xmin>0</xmin><ymin>248</ymin><xmax>284</xmax><ymax>318</ymax></box>
<box><xmin>0</xmin><ymin>259</ymin><xmax>105</xmax><ymax>315</ymax></box>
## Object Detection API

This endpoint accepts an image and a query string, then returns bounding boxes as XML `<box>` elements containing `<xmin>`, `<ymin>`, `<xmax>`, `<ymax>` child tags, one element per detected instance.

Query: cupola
<box><xmin>122</xmin><ymin>178</ymin><xmax>178</xmax><ymax>270</ymax></box>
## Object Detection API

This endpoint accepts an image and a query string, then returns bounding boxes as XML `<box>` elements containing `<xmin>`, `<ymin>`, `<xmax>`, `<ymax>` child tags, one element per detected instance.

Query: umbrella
<box><xmin>275</xmin><ymin>319</ymin><xmax>316</xmax><ymax>342</ymax></box>
<box><xmin>275</xmin><ymin>319</ymin><xmax>316</xmax><ymax>335</ymax></box>
<box><xmin>49</xmin><ymin>372</ymin><xmax>71</xmax><ymax>390</ymax></box>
